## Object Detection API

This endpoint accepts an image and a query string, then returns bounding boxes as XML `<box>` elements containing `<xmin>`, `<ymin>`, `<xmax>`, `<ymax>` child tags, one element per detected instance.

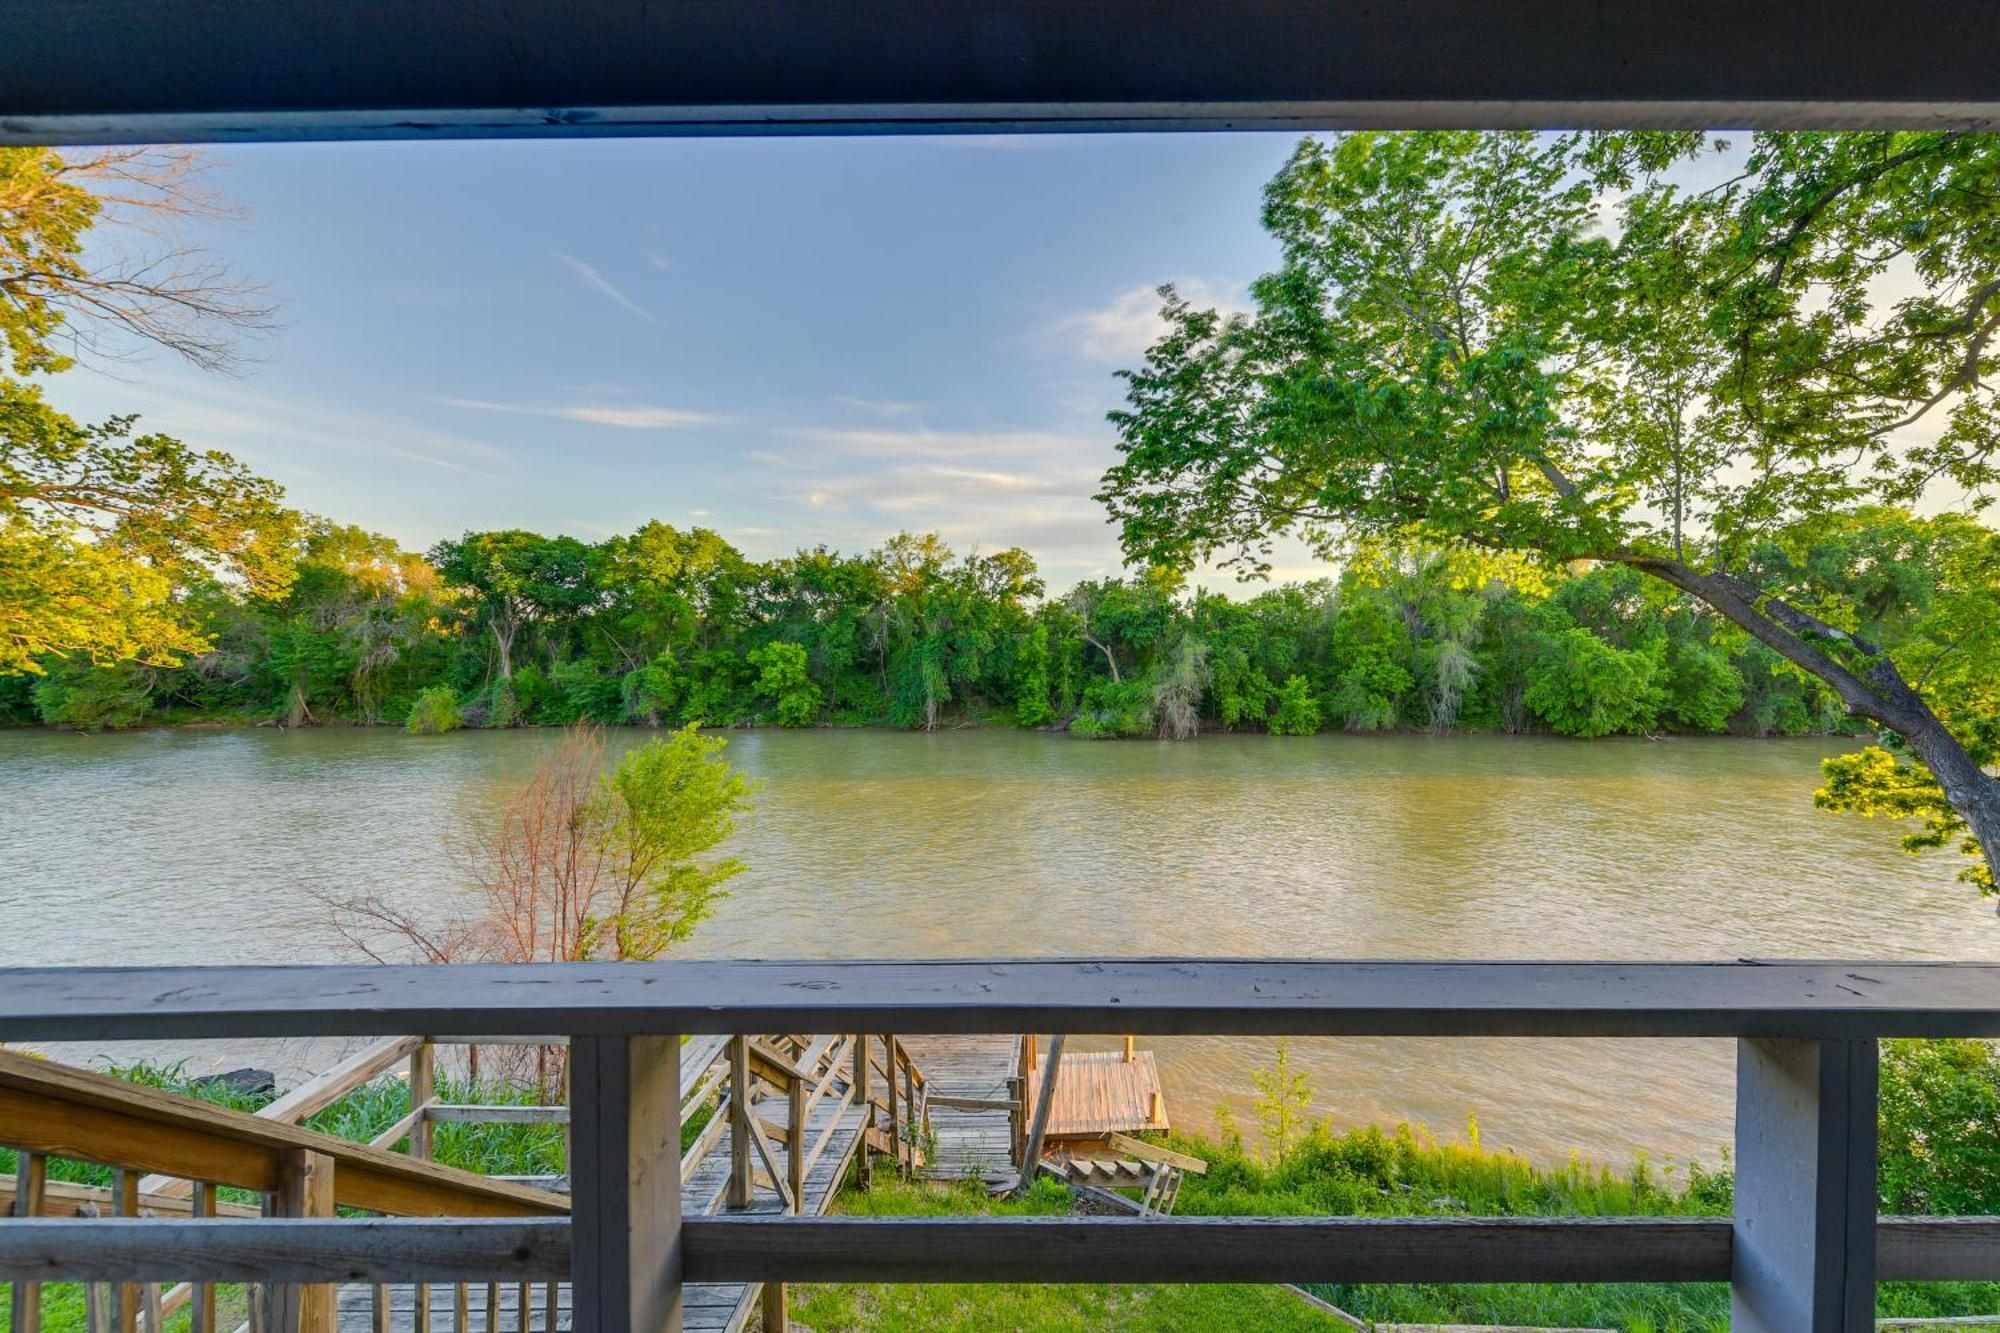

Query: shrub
<box><xmin>748</xmin><ymin>641</ymin><xmax>821</xmax><ymax>728</ymax></box>
<box><xmin>1879</xmin><ymin>1038</ymin><xmax>2000</xmax><ymax>1215</ymax></box>
<box><xmin>1525</xmin><ymin>628</ymin><xmax>1665</xmax><ymax>737</ymax></box>
<box><xmin>33</xmin><ymin>662</ymin><xmax>153</xmax><ymax>731</ymax></box>
<box><xmin>405</xmin><ymin>684</ymin><xmax>461</xmax><ymax>735</ymax></box>
<box><xmin>1268</xmin><ymin>674</ymin><xmax>1321</xmax><ymax>736</ymax></box>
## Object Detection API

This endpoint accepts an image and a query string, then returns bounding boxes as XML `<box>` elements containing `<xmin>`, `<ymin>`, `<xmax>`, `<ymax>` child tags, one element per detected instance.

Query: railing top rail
<box><xmin>7</xmin><ymin>957</ymin><xmax>2000</xmax><ymax>1042</ymax></box>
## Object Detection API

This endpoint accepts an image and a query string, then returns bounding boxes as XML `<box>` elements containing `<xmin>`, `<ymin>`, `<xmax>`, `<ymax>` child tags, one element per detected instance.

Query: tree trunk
<box><xmin>1082</xmin><ymin>632</ymin><xmax>1120</xmax><ymax>683</ymax></box>
<box><xmin>1623</xmin><ymin>553</ymin><xmax>2000</xmax><ymax>886</ymax></box>
<box><xmin>493</xmin><ymin>621</ymin><xmax>515</xmax><ymax>681</ymax></box>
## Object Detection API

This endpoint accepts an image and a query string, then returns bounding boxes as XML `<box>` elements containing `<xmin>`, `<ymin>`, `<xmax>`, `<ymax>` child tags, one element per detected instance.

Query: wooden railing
<box><xmin>0</xmin><ymin>1024</ymin><xmax>931</xmax><ymax>1332</ymax></box>
<box><xmin>4</xmin><ymin>958</ymin><xmax>2000</xmax><ymax>1333</ymax></box>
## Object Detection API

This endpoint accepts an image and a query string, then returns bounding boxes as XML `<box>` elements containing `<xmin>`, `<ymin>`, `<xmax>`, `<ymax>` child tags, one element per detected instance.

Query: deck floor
<box><xmin>1029</xmin><ymin>1049</ymin><xmax>1169</xmax><ymax>1139</ymax></box>
<box><xmin>335</xmin><ymin>1086</ymin><xmax>869</xmax><ymax>1333</ymax></box>
<box><xmin>900</xmin><ymin>1034</ymin><xmax>1021</xmax><ymax>1185</ymax></box>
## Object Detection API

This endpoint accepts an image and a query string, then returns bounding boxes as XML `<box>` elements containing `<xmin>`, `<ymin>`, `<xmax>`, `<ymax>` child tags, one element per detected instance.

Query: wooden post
<box><xmin>409</xmin><ymin>1040</ymin><xmax>435</xmax><ymax>1333</ymax></box>
<box><xmin>1023</xmin><ymin>1033</ymin><xmax>1038</xmax><ymax>1075</ymax></box>
<box><xmin>1013</xmin><ymin>1034</ymin><xmax>1066</xmax><ymax>1195</ymax></box>
<box><xmin>787</xmin><ymin>1066</ymin><xmax>807</xmax><ymax>1212</ymax></box>
<box><xmin>570</xmin><ymin>1034</ymin><xmax>683</xmax><ymax>1333</ymax></box>
<box><xmin>11</xmin><ymin>1150</ymin><xmax>46</xmax><ymax>1333</ymax></box>
<box><xmin>883</xmin><ymin>1034</ymin><xmax>899</xmax><ymax>1172</ymax></box>
<box><xmin>1122</xmin><ymin>1035</ymin><xmax>1135</xmax><ymax>1063</ymax></box>
<box><xmin>110</xmin><ymin>1168</ymin><xmax>138</xmax><ymax>1333</ymax></box>
<box><xmin>1732</xmin><ymin>1038</ymin><xmax>1878</xmax><ymax>1333</ymax></box>
<box><xmin>854</xmin><ymin>1035</ymin><xmax>873</xmax><ymax>1188</ymax></box>
<box><xmin>190</xmin><ymin>1181</ymin><xmax>216</xmax><ymax>1333</ymax></box>
<box><xmin>760</xmin><ymin>1276</ymin><xmax>788</xmax><ymax>1333</ymax></box>
<box><xmin>268</xmin><ymin>1149</ymin><xmax>335</xmax><ymax>1333</ymax></box>
<box><xmin>902</xmin><ymin>1053</ymin><xmax>918</xmax><ymax>1171</ymax></box>
<box><xmin>727</xmin><ymin>1035</ymin><xmax>752</xmax><ymax>1210</ymax></box>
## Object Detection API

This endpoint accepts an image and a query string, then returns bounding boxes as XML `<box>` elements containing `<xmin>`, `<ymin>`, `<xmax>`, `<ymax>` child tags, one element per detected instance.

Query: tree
<box><xmin>2</xmin><ymin>146</ymin><xmax>293</xmax><ymax>676</ymax></box>
<box><xmin>430</xmin><ymin>531</ymin><xmax>598</xmax><ymax>682</ymax></box>
<box><xmin>335</xmin><ymin>724</ymin><xmax>754</xmax><ymax>965</ymax></box>
<box><xmin>749</xmin><ymin>640</ymin><xmax>822</xmax><ymax>728</ymax></box>
<box><xmin>1102</xmin><ymin>130</ymin><xmax>2000</xmax><ymax>889</ymax></box>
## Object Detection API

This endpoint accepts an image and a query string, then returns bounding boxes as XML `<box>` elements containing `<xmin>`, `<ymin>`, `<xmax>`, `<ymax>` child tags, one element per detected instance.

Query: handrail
<box><xmin>0</xmin><ymin>1049</ymin><xmax>567</xmax><ymax>1218</ymax></box>
<box><xmin>9</xmin><ymin>958</ymin><xmax>2000</xmax><ymax>1040</ymax></box>
<box><xmin>4</xmin><ymin>958</ymin><xmax>1990</xmax><ymax>1333</ymax></box>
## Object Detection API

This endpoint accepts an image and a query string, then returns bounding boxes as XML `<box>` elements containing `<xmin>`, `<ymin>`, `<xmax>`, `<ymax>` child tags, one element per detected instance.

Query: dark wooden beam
<box><xmin>2</xmin><ymin>1215</ymin><xmax>1997</xmax><ymax>1284</ymax></box>
<box><xmin>4</xmin><ymin>959</ymin><xmax>2000</xmax><ymax>1041</ymax></box>
<box><xmin>3</xmin><ymin>1</ymin><xmax>1998</xmax><ymax>145</ymax></box>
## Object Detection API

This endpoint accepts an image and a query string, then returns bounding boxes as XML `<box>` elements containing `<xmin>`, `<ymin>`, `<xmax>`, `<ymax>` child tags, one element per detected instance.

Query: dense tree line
<box><xmin>2</xmin><ymin>515</ymin><xmax>1896</xmax><ymax>742</ymax></box>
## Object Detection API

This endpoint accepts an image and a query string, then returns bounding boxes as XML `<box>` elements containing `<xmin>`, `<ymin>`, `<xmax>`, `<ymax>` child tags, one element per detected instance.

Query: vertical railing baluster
<box><xmin>853</xmin><ymin>1034</ymin><xmax>872</xmax><ymax>1188</ymax></box>
<box><xmin>514</xmin><ymin>1280</ymin><xmax>528</xmax><ymax>1332</ymax></box>
<box><xmin>410</xmin><ymin>1041</ymin><xmax>435</xmax><ymax>1333</ymax></box>
<box><xmin>787</xmin><ymin>1064</ymin><xmax>806</xmax><ymax>1212</ymax></box>
<box><xmin>11</xmin><ymin>1149</ymin><xmax>47</xmax><ymax>1333</ymax></box>
<box><xmin>882</xmin><ymin>1035</ymin><xmax>899</xmax><ymax>1174</ymax></box>
<box><xmin>270</xmin><ymin>1148</ymin><xmax>336</xmax><ymax>1333</ymax></box>
<box><xmin>1731</xmin><ymin>1037</ymin><xmax>1878</xmax><ymax>1332</ymax></box>
<box><xmin>485</xmin><ymin>1281</ymin><xmax>499</xmax><ymax>1332</ymax></box>
<box><xmin>109</xmin><ymin>1168</ymin><xmax>137</xmax><ymax>1333</ymax></box>
<box><xmin>454</xmin><ymin>1282</ymin><xmax>468</xmax><ymax>1333</ymax></box>
<box><xmin>726</xmin><ymin>1036</ymin><xmax>751</xmax><ymax>1210</ymax></box>
<box><xmin>569</xmin><ymin>1034</ymin><xmax>683</xmax><ymax>1333</ymax></box>
<box><xmin>543</xmin><ymin>1280</ymin><xmax>557</xmax><ymax>1333</ymax></box>
<box><xmin>190</xmin><ymin>1181</ymin><xmax>215</xmax><ymax>1333</ymax></box>
<box><xmin>901</xmin><ymin>1048</ymin><xmax>917</xmax><ymax>1173</ymax></box>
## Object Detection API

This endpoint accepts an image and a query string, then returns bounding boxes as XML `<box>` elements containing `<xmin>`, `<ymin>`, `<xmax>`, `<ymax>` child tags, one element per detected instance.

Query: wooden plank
<box><xmin>569</xmin><ymin>1035</ymin><xmax>682</xmax><ymax>1333</ymax></box>
<box><xmin>6</xmin><ymin>1215</ymin><xmax>1992</xmax><ymax>1287</ymax></box>
<box><xmin>423</xmin><ymin>1105</ymin><xmax>568</xmax><ymax>1124</ymax></box>
<box><xmin>140</xmin><ymin>1036</ymin><xmax>420</xmax><ymax>1201</ymax></box>
<box><xmin>1732</xmin><ymin>1038</ymin><xmax>1877</xmax><ymax>1332</ymax></box>
<box><xmin>1013</xmin><ymin>1035</ymin><xmax>1065</xmax><ymax>1194</ymax></box>
<box><xmin>8</xmin><ymin>0</ymin><xmax>2000</xmax><ymax>149</ymax></box>
<box><xmin>1880</xmin><ymin>1217</ymin><xmax>2000</xmax><ymax>1281</ymax></box>
<box><xmin>0</xmin><ymin>1050</ymin><xmax>566</xmax><ymax>1218</ymax></box>
<box><xmin>1106</xmin><ymin>1133</ymin><xmax>1206</xmax><ymax>1175</ymax></box>
<box><xmin>270</xmin><ymin>1149</ymin><xmax>337</xmax><ymax>1333</ymax></box>
<box><xmin>11</xmin><ymin>960</ymin><xmax>2000</xmax><ymax>1042</ymax></box>
<box><xmin>681</xmin><ymin>1215</ymin><xmax>1737</xmax><ymax>1284</ymax></box>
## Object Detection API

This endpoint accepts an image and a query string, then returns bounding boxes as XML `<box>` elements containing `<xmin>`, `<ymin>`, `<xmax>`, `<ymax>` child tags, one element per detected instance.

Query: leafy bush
<box><xmin>404</xmin><ymin>683</ymin><xmax>461</xmax><ymax>734</ymax></box>
<box><xmin>32</xmin><ymin>662</ymin><xmax>154</xmax><ymax>731</ymax></box>
<box><xmin>749</xmin><ymin>640</ymin><xmax>822</xmax><ymax>728</ymax></box>
<box><xmin>1268</xmin><ymin>675</ymin><xmax>1321</xmax><ymax>736</ymax></box>
<box><xmin>1525</xmin><ymin>629</ymin><xmax>1665</xmax><ymax>737</ymax></box>
<box><xmin>1880</xmin><ymin>1037</ymin><xmax>2000</xmax><ymax>1215</ymax></box>
<box><xmin>1070</xmin><ymin>677</ymin><xmax>1153</xmax><ymax>738</ymax></box>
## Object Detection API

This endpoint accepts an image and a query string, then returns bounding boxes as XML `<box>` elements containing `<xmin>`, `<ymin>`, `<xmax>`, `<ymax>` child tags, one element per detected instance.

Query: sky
<box><xmin>51</xmin><ymin>133</ymin><xmax>1316</xmax><ymax>590</ymax></box>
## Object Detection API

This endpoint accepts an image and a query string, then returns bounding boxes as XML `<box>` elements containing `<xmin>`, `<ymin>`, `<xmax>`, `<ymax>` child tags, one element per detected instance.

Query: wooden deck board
<box><xmin>900</xmin><ymin>1034</ymin><xmax>1021</xmax><ymax>1183</ymax></box>
<box><xmin>1028</xmin><ymin>1050</ymin><xmax>1168</xmax><ymax>1139</ymax></box>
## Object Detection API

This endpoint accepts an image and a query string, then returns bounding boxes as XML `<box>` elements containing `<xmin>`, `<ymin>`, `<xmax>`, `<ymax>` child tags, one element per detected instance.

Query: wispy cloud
<box><xmin>645</xmin><ymin>252</ymin><xmax>671</xmax><ymax>272</ymax></box>
<box><xmin>832</xmin><ymin>395</ymin><xmax>921</xmax><ymax>419</ymax></box>
<box><xmin>444</xmin><ymin>398</ymin><xmax>731</xmax><ymax>429</ymax></box>
<box><xmin>555</xmin><ymin>252</ymin><xmax>657</xmax><ymax>324</ymax></box>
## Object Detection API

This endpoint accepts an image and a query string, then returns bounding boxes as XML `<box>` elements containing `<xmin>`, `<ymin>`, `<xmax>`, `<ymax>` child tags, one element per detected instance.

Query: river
<box><xmin>4</xmin><ymin>725</ymin><xmax>1995</xmax><ymax>1169</ymax></box>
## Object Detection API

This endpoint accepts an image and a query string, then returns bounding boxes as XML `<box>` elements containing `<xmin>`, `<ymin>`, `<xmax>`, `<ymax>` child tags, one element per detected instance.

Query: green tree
<box><xmin>2</xmin><ymin>147</ymin><xmax>292</xmax><ymax>677</ymax></box>
<box><xmin>1268</xmin><ymin>675</ymin><xmax>1321</xmax><ymax>736</ymax></box>
<box><xmin>1525</xmin><ymin>629</ymin><xmax>1666</xmax><ymax>738</ymax></box>
<box><xmin>430</xmin><ymin>531</ymin><xmax>597</xmax><ymax>683</ymax></box>
<box><xmin>749</xmin><ymin>640</ymin><xmax>822</xmax><ymax>728</ymax></box>
<box><xmin>1102</xmin><ymin>130</ymin><xmax>2000</xmax><ymax>888</ymax></box>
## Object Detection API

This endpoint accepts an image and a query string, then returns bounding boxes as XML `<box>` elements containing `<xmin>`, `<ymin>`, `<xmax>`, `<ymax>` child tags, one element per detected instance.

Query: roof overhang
<box><xmin>4</xmin><ymin>0</ymin><xmax>1998</xmax><ymax>145</ymax></box>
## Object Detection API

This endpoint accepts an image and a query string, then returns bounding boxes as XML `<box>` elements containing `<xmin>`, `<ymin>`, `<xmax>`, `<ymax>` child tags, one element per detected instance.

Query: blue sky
<box><xmin>53</xmin><ymin>133</ymin><xmax>1312</xmax><ymax>589</ymax></box>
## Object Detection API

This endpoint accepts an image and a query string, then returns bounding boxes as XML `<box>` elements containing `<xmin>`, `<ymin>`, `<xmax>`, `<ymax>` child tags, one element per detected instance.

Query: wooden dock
<box><xmin>901</xmin><ymin>1034</ymin><xmax>1022</xmax><ymax>1185</ymax></box>
<box><xmin>1027</xmin><ymin>1037</ymin><xmax>1169</xmax><ymax>1140</ymax></box>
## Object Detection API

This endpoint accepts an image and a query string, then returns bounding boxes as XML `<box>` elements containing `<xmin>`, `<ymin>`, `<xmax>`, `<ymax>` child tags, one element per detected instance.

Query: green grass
<box><xmin>784</xmin><ymin>1177</ymin><xmax>1350</xmax><ymax>1332</ymax></box>
<box><xmin>1169</xmin><ymin>1119</ymin><xmax>2000</xmax><ymax>1331</ymax></box>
